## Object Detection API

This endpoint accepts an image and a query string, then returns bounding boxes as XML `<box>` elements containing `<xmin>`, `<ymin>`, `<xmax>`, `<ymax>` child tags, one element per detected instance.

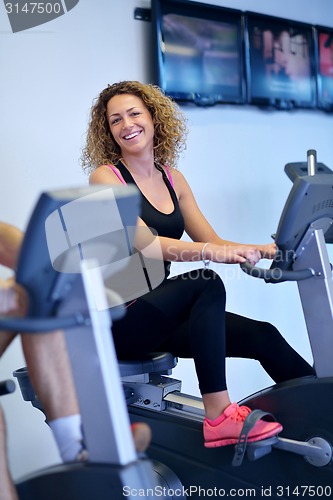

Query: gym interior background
<box><xmin>0</xmin><ymin>0</ymin><xmax>332</xmax><ymax>482</ymax></box>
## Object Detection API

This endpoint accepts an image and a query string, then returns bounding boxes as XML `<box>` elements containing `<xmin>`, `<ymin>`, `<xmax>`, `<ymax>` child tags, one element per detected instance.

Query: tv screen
<box><xmin>246</xmin><ymin>12</ymin><xmax>316</xmax><ymax>109</ymax></box>
<box><xmin>151</xmin><ymin>0</ymin><xmax>246</xmax><ymax>106</ymax></box>
<box><xmin>316</xmin><ymin>26</ymin><xmax>333</xmax><ymax>111</ymax></box>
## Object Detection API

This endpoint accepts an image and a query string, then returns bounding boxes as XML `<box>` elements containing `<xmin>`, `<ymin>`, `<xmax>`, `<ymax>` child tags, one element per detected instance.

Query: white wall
<box><xmin>0</xmin><ymin>0</ymin><xmax>332</xmax><ymax>482</ymax></box>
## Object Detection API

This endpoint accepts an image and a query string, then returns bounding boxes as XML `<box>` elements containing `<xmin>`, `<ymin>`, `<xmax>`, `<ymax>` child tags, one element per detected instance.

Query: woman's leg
<box><xmin>113</xmin><ymin>269</ymin><xmax>282</xmax><ymax>445</ymax></box>
<box><xmin>113</xmin><ymin>269</ymin><xmax>228</xmax><ymax>396</ymax></box>
<box><xmin>225</xmin><ymin>313</ymin><xmax>315</xmax><ymax>382</ymax></box>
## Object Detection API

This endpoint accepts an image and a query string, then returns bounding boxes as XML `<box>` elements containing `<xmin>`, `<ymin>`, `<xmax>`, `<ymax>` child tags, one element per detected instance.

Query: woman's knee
<box><xmin>250</xmin><ymin>321</ymin><xmax>285</xmax><ymax>356</ymax></box>
<box><xmin>191</xmin><ymin>268</ymin><xmax>226</xmax><ymax>307</ymax></box>
<box><xmin>187</xmin><ymin>268</ymin><xmax>226</xmax><ymax>294</ymax></box>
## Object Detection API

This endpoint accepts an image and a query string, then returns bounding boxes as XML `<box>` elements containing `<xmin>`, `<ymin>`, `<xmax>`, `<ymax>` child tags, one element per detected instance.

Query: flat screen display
<box><xmin>151</xmin><ymin>0</ymin><xmax>245</xmax><ymax>106</ymax></box>
<box><xmin>246</xmin><ymin>13</ymin><xmax>316</xmax><ymax>109</ymax></box>
<box><xmin>316</xmin><ymin>27</ymin><xmax>333</xmax><ymax>111</ymax></box>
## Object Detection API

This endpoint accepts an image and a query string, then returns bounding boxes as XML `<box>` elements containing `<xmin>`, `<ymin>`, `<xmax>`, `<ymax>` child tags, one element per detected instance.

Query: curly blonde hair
<box><xmin>81</xmin><ymin>81</ymin><xmax>188</xmax><ymax>174</ymax></box>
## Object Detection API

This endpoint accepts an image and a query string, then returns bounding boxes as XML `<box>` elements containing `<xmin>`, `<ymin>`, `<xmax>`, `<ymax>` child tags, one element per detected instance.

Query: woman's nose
<box><xmin>122</xmin><ymin>116</ymin><xmax>133</xmax><ymax>129</ymax></box>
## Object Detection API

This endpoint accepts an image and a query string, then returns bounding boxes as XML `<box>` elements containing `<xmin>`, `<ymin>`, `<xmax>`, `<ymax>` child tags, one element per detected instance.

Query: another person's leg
<box><xmin>20</xmin><ymin>331</ymin><xmax>85</xmax><ymax>462</ymax></box>
<box><xmin>0</xmin><ymin>273</ymin><xmax>84</xmax><ymax>462</ymax></box>
<box><xmin>0</xmin><ymin>321</ymin><xmax>18</xmax><ymax>496</ymax></box>
<box><xmin>21</xmin><ymin>330</ymin><xmax>151</xmax><ymax>459</ymax></box>
<box><xmin>0</xmin><ymin>334</ymin><xmax>18</xmax><ymax>498</ymax></box>
<box><xmin>0</xmin><ymin>332</ymin><xmax>16</xmax><ymax>358</ymax></box>
<box><xmin>1</xmin><ymin>307</ymin><xmax>150</xmax><ymax>461</ymax></box>
<box><xmin>21</xmin><ymin>331</ymin><xmax>79</xmax><ymax>421</ymax></box>
<box><xmin>0</xmin><ymin>406</ymin><xmax>18</xmax><ymax>500</ymax></box>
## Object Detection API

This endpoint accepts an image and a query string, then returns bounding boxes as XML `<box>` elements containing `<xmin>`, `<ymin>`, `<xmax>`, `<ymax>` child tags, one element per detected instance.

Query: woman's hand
<box><xmin>256</xmin><ymin>243</ymin><xmax>277</xmax><ymax>260</ymax></box>
<box><xmin>204</xmin><ymin>244</ymin><xmax>262</xmax><ymax>267</ymax></box>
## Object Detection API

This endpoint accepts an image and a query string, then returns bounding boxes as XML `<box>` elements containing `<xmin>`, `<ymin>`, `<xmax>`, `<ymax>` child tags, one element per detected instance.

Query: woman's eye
<box><xmin>111</xmin><ymin>117</ymin><xmax>120</xmax><ymax>125</ymax></box>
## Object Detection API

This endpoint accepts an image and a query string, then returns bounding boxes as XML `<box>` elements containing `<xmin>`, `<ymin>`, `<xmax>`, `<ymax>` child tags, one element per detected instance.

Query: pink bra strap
<box><xmin>164</xmin><ymin>165</ymin><xmax>174</xmax><ymax>188</ymax></box>
<box><xmin>107</xmin><ymin>163</ymin><xmax>174</xmax><ymax>189</ymax></box>
<box><xmin>106</xmin><ymin>164</ymin><xmax>127</xmax><ymax>185</ymax></box>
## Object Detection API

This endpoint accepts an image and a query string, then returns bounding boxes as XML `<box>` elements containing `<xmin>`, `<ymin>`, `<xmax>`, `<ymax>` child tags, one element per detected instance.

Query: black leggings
<box><xmin>112</xmin><ymin>269</ymin><xmax>315</xmax><ymax>394</ymax></box>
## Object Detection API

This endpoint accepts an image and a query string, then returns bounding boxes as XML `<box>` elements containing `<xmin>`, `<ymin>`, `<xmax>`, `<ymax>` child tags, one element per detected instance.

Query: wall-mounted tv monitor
<box><xmin>315</xmin><ymin>26</ymin><xmax>333</xmax><ymax>112</ymax></box>
<box><xmin>151</xmin><ymin>0</ymin><xmax>246</xmax><ymax>106</ymax></box>
<box><xmin>245</xmin><ymin>12</ymin><xmax>317</xmax><ymax>110</ymax></box>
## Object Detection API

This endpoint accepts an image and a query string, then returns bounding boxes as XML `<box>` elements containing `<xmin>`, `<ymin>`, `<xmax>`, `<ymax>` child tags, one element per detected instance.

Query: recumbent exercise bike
<box><xmin>2</xmin><ymin>150</ymin><xmax>333</xmax><ymax>498</ymax></box>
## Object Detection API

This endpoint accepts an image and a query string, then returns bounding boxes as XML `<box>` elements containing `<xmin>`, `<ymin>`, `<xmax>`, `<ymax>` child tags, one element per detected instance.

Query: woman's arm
<box><xmin>172</xmin><ymin>169</ymin><xmax>276</xmax><ymax>260</ymax></box>
<box><xmin>89</xmin><ymin>166</ymin><xmax>264</xmax><ymax>266</ymax></box>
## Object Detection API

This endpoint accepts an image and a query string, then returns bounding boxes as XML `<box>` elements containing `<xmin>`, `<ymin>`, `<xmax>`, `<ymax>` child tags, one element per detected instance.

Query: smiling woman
<box><xmin>81</xmin><ymin>81</ymin><xmax>187</xmax><ymax>172</ymax></box>
<box><xmin>80</xmin><ymin>80</ymin><xmax>315</xmax><ymax>449</ymax></box>
<box><xmin>106</xmin><ymin>94</ymin><xmax>155</xmax><ymax>165</ymax></box>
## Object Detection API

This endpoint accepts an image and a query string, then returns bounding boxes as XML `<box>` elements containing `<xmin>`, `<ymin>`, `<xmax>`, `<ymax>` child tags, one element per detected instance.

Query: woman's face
<box><xmin>273</xmin><ymin>31</ymin><xmax>290</xmax><ymax>71</ymax></box>
<box><xmin>329</xmin><ymin>40</ymin><xmax>333</xmax><ymax>65</ymax></box>
<box><xmin>106</xmin><ymin>93</ymin><xmax>154</xmax><ymax>158</ymax></box>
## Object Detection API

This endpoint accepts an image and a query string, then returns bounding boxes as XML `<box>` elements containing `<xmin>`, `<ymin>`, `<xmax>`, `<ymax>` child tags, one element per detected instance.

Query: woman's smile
<box><xmin>123</xmin><ymin>130</ymin><xmax>142</xmax><ymax>141</ymax></box>
<box><xmin>107</xmin><ymin>94</ymin><xmax>155</xmax><ymax>156</ymax></box>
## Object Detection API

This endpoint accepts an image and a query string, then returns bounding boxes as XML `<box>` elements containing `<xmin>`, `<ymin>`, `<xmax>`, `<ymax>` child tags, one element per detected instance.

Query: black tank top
<box><xmin>116</xmin><ymin>161</ymin><xmax>184</xmax><ymax>277</ymax></box>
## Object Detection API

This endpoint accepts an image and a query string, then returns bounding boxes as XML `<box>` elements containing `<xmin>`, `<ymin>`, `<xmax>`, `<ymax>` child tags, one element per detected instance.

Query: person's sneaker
<box><xmin>204</xmin><ymin>402</ymin><xmax>282</xmax><ymax>448</ymax></box>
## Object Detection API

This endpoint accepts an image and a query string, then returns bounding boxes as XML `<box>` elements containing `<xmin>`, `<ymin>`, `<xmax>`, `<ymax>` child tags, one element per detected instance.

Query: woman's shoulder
<box><xmin>163</xmin><ymin>165</ymin><xmax>185</xmax><ymax>181</ymax></box>
<box><xmin>89</xmin><ymin>164</ymin><xmax>125</xmax><ymax>185</ymax></box>
<box><xmin>163</xmin><ymin>166</ymin><xmax>191</xmax><ymax>200</ymax></box>
<box><xmin>167</xmin><ymin>167</ymin><xmax>188</xmax><ymax>187</ymax></box>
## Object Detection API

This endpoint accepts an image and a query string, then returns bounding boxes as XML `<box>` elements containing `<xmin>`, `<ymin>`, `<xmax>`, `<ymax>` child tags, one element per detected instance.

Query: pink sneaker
<box><xmin>204</xmin><ymin>403</ymin><xmax>283</xmax><ymax>448</ymax></box>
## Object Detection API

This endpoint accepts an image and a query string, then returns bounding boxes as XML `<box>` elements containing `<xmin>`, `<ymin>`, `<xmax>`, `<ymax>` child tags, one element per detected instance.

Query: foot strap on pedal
<box><xmin>232</xmin><ymin>410</ymin><xmax>275</xmax><ymax>467</ymax></box>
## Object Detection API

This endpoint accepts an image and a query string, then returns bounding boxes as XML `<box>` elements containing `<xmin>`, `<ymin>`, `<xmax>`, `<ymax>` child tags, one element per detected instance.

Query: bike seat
<box><xmin>119</xmin><ymin>352</ymin><xmax>178</xmax><ymax>377</ymax></box>
<box><xmin>13</xmin><ymin>352</ymin><xmax>178</xmax><ymax>411</ymax></box>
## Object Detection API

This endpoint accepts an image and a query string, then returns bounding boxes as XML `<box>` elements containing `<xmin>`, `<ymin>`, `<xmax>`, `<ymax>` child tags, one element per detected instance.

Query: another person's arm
<box><xmin>0</xmin><ymin>223</ymin><xmax>26</xmax><ymax>355</ymax></box>
<box><xmin>0</xmin><ymin>222</ymin><xmax>23</xmax><ymax>270</ymax></box>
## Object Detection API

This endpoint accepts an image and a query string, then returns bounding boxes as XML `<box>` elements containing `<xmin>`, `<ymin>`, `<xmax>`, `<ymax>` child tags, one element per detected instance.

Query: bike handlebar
<box><xmin>240</xmin><ymin>261</ymin><xmax>314</xmax><ymax>283</ymax></box>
